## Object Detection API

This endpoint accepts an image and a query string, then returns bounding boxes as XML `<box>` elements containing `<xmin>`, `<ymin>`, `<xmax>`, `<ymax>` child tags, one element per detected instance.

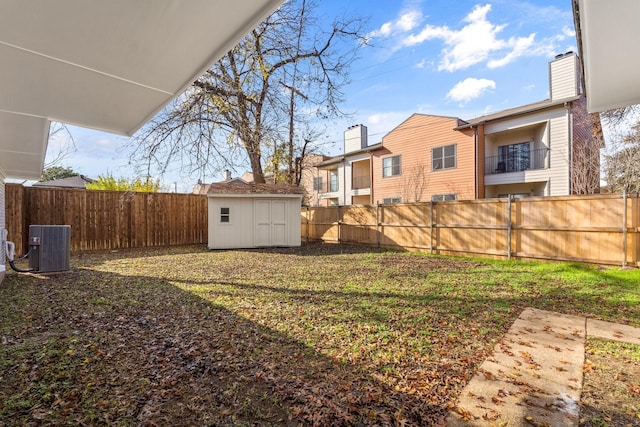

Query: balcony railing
<box><xmin>485</xmin><ymin>148</ymin><xmax>548</xmax><ymax>175</ymax></box>
<box><xmin>352</xmin><ymin>175</ymin><xmax>370</xmax><ymax>190</ymax></box>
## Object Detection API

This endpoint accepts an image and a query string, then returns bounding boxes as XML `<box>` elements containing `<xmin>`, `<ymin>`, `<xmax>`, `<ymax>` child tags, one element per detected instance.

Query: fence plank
<box><xmin>4</xmin><ymin>186</ymin><xmax>208</xmax><ymax>254</ymax></box>
<box><xmin>303</xmin><ymin>194</ymin><xmax>640</xmax><ymax>266</ymax></box>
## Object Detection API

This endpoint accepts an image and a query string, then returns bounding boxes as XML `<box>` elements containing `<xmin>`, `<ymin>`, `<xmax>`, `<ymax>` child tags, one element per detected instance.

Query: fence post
<box><xmin>429</xmin><ymin>201</ymin><xmax>434</xmax><ymax>254</ymax></box>
<box><xmin>306</xmin><ymin>206</ymin><xmax>309</xmax><ymax>243</ymax></box>
<box><xmin>337</xmin><ymin>205</ymin><xmax>341</xmax><ymax>244</ymax></box>
<box><xmin>507</xmin><ymin>195</ymin><xmax>512</xmax><ymax>261</ymax></box>
<box><xmin>375</xmin><ymin>202</ymin><xmax>380</xmax><ymax>247</ymax></box>
<box><xmin>622</xmin><ymin>190</ymin><xmax>628</xmax><ymax>267</ymax></box>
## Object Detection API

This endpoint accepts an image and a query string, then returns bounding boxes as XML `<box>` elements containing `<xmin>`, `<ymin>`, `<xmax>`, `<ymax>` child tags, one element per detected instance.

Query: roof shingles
<box><xmin>206</xmin><ymin>182</ymin><xmax>304</xmax><ymax>195</ymax></box>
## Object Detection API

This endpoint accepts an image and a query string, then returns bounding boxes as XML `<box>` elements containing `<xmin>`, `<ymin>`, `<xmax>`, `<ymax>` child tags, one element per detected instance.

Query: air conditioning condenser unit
<box><xmin>28</xmin><ymin>225</ymin><xmax>71</xmax><ymax>273</ymax></box>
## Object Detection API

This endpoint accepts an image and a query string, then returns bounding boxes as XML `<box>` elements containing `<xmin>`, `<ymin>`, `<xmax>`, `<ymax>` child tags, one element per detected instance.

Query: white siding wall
<box><xmin>208</xmin><ymin>198</ymin><xmax>254</xmax><ymax>249</ymax></box>
<box><xmin>0</xmin><ymin>170</ymin><xmax>5</xmax><ymax>282</ymax></box>
<box><xmin>484</xmin><ymin>106</ymin><xmax>570</xmax><ymax>196</ymax></box>
<box><xmin>344</xmin><ymin>125</ymin><xmax>367</xmax><ymax>153</ymax></box>
<box><xmin>208</xmin><ymin>196</ymin><xmax>301</xmax><ymax>249</ymax></box>
<box><xmin>547</xmin><ymin>112</ymin><xmax>571</xmax><ymax>195</ymax></box>
<box><xmin>550</xmin><ymin>54</ymin><xmax>579</xmax><ymax>101</ymax></box>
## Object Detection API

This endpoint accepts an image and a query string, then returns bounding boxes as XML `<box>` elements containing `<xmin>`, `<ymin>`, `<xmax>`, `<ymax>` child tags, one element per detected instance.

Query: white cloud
<box><xmin>414</xmin><ymin>58</ymin><xmax>427</xmax><ymax>69</ymax></box>
<box><xmin>366</xmin><ymin>8</ymin><xmax>422</xmax><ymax>40</ymax></box>
<box><xmin>446</xmin><ymin>78</ymin><xmax>496</xmax><ymax>103</ymax></box>
<box><xmin>401</xmin><ymin>4</ymin><xmax>539</xmax><ymax>72</ymax></box>
<box><xmin>562</xmin><ymin>26</ymin><xmax>576</xmax><ymax>39</ymax></box>
<box><xmin>487</xmin><ymin>33</ymin><xmax>535</xmax><ymax>68</ymax></box>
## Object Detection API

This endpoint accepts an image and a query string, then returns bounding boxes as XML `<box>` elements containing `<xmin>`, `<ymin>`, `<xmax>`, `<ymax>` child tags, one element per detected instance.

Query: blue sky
<box><xmin>43</xmin><ymin>0</ymin><xmax>576</xmax><ymax>191</ymax></box>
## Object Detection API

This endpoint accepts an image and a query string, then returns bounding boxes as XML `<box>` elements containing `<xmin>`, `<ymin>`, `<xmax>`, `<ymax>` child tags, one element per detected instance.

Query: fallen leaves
<box><xmin>0</xmin><ymin>243</ymin><xmax>638</xmax><ymax>425</ymax></box>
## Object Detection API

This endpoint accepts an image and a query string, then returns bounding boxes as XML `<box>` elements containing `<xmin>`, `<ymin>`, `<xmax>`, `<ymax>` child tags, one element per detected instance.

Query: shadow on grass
<box><xmin>73</xmin><ymin>242</ymin><xmax>391</xmax><ymax>269</ymax></box>
<box><xmin>0</xmin><ymin>267</ymin><xmax>442</xmax><ymax>426</ymax></box>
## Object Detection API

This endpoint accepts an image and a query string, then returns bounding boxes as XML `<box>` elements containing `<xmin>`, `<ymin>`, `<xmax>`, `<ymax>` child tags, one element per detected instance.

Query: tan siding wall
<box><xmin>550</xmin><ymin>54</ymin><xmax>578</xmax><ymax>100</ymax></box>
<box><xmin>548</xmin><ymin>112</ymin><xmax>571</xmax><ymax>195</ymax></box>
<box><xmin>372</xmin><ymin>115</ymin><xmax>476</xmax><ymax>203</ymax></box>
<box><xmin>352</xmin><ymin>195</ymin><xmax>370</xmax><ymax>205</ymax></box>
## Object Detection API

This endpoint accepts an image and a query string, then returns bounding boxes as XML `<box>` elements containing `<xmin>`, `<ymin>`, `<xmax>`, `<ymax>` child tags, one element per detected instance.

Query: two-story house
<box><xmin>458</xmin><ymin>51</ymin><xmax>602</xmax><ymax>198</ymax></box>
<box><xmin>313</xmin><ymin>117</ymin><xmax>476</xmax><ymax>205</ymax></box>
<box><xmin>307</xmin><ymin>52</ymin><xmax>601</xmax><ymax>206</ymax></box>
<box><xmin>371</xmin><ymin>114</ymin><xmax>476</xmax><ymax>204</ymax></box>
<box><xmin>314</xmin><ymin>125</ymin><xmax>382</xmax><ymax>206</ymax></box>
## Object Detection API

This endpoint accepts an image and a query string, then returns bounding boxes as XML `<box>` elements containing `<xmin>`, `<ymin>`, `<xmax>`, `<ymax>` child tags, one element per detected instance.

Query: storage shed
<box><xmin>207</xmin><ymin>182</ymin><xmax>304</xmax><ymax>249</ymax></box>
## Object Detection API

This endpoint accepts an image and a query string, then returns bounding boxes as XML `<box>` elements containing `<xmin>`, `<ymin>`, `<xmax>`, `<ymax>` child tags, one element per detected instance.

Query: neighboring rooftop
<box><xmin>457</xmin><ymin>95</ymin><xmax>581</xmax><ymax>129</ymax></box>
<box><xmin>315</xmin><ymin>142</ymin><xmax>383</xmax><ymax>168</ymax></box>
<box><xmin>32</xmin><ymin>175</ymin><xmax>94</xmax><ymax>189</ymax></box>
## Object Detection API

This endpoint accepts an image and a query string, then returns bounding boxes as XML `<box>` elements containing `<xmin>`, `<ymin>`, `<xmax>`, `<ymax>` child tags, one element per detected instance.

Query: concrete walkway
<box><xmin>446</xmin><ymin>307</ymin><xmax>640</xmax><ymax>426</ymax></box>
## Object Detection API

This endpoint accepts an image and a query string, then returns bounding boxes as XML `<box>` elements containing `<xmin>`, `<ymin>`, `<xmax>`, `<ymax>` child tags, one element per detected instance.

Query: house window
<box><xmin>329</xmin><ymin>170</ymin><xmax>339</xmax><ymax>192</ymax></box>
<box><xmin>431</xmin><ymin>193</ymin><xmax>457</xmax><ymax>202</ymax></box>
<box><xmin>382</xmin><ymin>197</ymin><xmax>401</xmax><ymax>204</ymax></box>
<box><xmin>382</xmin><ymin>155</ymin><xmax>401</xmax><ymax>177</ymax></box>
<box><xmin>432</xmin><ymin>144</ymin><xmax>456</xmax><ymax>170</ymax></box>
<box><xmin>220</xmin><ymin>207</ymin><xmax>230</xmax><ymax>223</ymax></box>
<box><xmin>313</xmin><ymin>176</ymin><xmax>323</xmax><ymax>191</ymax></box>
<box><xmin>498</xmin><ymin>142</ymin><xmax>530</xmax><ymax>173</ymax></box>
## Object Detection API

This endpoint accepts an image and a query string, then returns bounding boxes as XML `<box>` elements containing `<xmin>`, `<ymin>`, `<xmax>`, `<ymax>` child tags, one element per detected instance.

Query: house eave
<box><xmin>457</xmin><ymin>95</ymin><xmax>581</xmax><ymax>129</ymax></box>
<box><xmin>0</xmin><ymin>0</ymin><xmax>284</xmax><ymax>179</ymax></box>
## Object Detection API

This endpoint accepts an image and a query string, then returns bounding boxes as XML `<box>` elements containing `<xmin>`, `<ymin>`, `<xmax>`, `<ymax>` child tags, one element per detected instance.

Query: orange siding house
<box><xmin>372</xmin><ymin>114</ymin><xmax>476</xmax><ymax>204</ymax></box>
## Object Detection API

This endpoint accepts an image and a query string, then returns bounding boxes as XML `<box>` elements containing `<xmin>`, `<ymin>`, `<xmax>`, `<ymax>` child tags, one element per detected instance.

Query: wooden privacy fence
<box><xmin>301</xmin><ymin>193</ymin><xmax>640</xmax><ymax>267</ymax></box>
<box><xmin>5</xmin><ymin>184</ymin><xmax>208</xmax><ymax>254</ymax></box>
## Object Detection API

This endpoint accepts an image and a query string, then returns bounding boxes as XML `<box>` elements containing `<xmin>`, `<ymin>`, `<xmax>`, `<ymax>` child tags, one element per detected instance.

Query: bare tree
<box><xmin>603</xmin><ymin>122</ymin><xmax>640</xmax><ymax>193</ymax></box>
<box><xmin>401</xmin><ymin>165</ymin><xmax>429</xmax><ymax>202</ymax></box>
<box><xmin>571</xmin><ymin>98</ymin><xmax>604</xmax><ymax>194</ymax></box>
<box><xmin>44</xmin><ymin>122</ymin><xmax>77</xmax><ymax>168</ymax></box>
<box><xmin>130</xmin><ymin>0</ymin><xmax>367</xmax><ymax>184</ymax></box>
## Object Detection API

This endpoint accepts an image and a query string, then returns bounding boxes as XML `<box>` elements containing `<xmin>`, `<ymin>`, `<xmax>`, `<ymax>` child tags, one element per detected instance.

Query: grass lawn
<box><xmin>0</xmin><ymin>243</ymin><xmax>638</xmax><ymax>425</ymax></box>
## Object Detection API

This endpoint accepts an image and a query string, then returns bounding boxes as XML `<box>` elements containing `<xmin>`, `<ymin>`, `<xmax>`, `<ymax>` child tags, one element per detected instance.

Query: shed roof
<box><xmin>207</xmin><ymin>182</ymin><xmax>304</xmax><ymax>196</ymax></box>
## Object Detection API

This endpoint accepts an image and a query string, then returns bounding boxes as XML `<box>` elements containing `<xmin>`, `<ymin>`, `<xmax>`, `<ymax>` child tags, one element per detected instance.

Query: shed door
<box><xmin>255</xmin><ymin>200</ymin><xmax>288</xmax><ymax>246</ymax></box>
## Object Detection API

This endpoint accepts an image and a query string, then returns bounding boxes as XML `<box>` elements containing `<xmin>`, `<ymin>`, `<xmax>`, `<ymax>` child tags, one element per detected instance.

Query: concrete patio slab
<box><xmin>446</xmin><ymin>308</ymin><xmax>585</xmax><ymax>427</ymax></box>
<box><xmin>446</xmin><ymin>308</ymin><xmax>640</xmax><ymax>426</ymax></box>
<box><xmin>587</xmin><ymin>318</ymin><xmax>640</xmax><ymax>345</ymax></box>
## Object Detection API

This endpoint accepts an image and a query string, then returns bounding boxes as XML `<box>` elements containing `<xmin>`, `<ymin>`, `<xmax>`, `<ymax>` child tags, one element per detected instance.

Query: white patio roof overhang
<box><xmin>573</xmin><ymin>0</ymin><xmax>640</xmax><ymax>112</ymax></box>
<box><xmin>0</xmin><ymin>0</ymin><xmax>283</xmax><ymax>179</ymax></box>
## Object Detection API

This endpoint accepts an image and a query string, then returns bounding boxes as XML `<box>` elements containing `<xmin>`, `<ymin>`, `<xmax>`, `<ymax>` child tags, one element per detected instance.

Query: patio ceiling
<box><xmin>0</xmin><ymin>0</ymin><xmax>283</xmax><ymax>179</ymax></box>
<box><xmin>574</xmin><ymin>0</ymin><xmax>640</xmax><ymax>112</ymax></box>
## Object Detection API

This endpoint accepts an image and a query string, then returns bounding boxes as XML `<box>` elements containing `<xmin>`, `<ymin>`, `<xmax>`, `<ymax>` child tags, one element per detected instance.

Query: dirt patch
<box><xmin>580</xmin><ymin>339</ymin><xmax>640</xmax><ymax>426</ymax></box>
